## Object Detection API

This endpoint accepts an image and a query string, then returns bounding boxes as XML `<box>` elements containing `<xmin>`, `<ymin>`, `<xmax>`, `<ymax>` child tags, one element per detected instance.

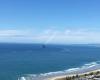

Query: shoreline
<box><xmin>47</xmin><ymin>69</ymin><xmax>100</xmax><ymax>80</ymax></box>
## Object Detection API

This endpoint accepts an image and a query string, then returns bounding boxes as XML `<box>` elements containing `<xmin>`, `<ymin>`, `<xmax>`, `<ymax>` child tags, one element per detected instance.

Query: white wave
<box><xmin>66</xmin><ymin>68</ymin><xmax>80</xmax><ymax>72</ymax></box>
<box><xmin>84</xmin><ymin>62</ymin><xmax>98</xmax><ymax>66</ymax></box>
<box><xmin>81</xmin><ymin>62</ymin><xmax>98</xmax><ymax>69</ymax></box>
<box><xmin>18</xmin><ymin>77</ymin><xmax>26</xmax><ymax>80</ymax></box>
<box><xmin>18</xmin><ymin>61</ymin><xmax>100</xmax><ymax>80</ymax></box>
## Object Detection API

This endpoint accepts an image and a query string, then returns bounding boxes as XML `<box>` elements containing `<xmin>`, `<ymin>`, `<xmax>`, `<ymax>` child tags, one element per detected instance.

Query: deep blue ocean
<box><xmin>0</xmin><ymin>43</ymin><xmax>100</xmax><ymax>80</ymax></box>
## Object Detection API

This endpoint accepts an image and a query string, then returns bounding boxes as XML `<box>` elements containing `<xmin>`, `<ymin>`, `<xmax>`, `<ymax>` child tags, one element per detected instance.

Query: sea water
<box><xmin>0</xmin><ymin>43</ymin><xmax>100</xmax><ymax>80</ymax></box>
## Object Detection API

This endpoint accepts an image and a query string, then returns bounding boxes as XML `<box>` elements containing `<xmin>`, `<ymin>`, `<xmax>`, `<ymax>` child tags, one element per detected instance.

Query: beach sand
<box><xmin>47</xmin><ymin>69</ymin><xmax>100</xmax><ymax>80</ymax></box>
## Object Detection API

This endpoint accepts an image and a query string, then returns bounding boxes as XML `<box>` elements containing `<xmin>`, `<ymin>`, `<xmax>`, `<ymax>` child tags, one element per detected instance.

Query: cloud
<box><xmin>0</xmin><ymin>29</ymin><xmax>100</xmax><ymax>44</ymax></box>
<box><xmin>0</xmin><ymin>29</ymin><xmax>34</xmax><ymax>43</ymax></box>
<box><xmin>0</xmin><ymin>30</ymin><xmax>25</xmax><ymax>37</ymax></box>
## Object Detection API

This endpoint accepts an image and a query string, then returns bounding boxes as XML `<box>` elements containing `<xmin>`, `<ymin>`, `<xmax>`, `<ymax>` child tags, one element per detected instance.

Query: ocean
<box><xmin>0</xmin><ymin>43</ymin><xmax>100</xmax><ymax>80</ymax></box>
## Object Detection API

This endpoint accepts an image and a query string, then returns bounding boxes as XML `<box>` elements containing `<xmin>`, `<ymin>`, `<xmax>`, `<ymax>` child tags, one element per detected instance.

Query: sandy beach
<box><xmin>47</xmin><ymin>69</ymin><xmax>100</xmax><ymax>80</ymax></box>
<box><xmin>47</xmin><ymin>75</ymin><xmax>74</xmax><ymax>80</ymax></box>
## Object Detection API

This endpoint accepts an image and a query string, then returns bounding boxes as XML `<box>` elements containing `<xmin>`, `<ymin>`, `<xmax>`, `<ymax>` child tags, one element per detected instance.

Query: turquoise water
<box><xmin>0</xmin><ymin>43</ymin><xmax>100</xmax><ymax>80</ymax></box>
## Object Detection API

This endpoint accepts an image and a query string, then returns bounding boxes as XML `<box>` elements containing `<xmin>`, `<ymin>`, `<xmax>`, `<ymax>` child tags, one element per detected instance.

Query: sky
<box><xmin>0</xmin><ymin>0</ymin><xmax>100</xmax><ymax>44</ymax></box>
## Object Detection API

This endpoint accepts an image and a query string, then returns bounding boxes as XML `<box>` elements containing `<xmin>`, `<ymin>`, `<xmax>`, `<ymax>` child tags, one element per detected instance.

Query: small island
<box><xmin>42</xmin><ymin>44</ymin><xmax>46</xmax><ymax>48</ymax></box>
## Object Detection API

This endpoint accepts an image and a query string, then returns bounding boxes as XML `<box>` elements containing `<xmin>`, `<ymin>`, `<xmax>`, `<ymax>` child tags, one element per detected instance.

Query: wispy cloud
<box><xmin>0</xmin><ymin>29</ymin><xmax>100</xmax><ymax>44</ymax></box>
<box><xmin>0</xmin><ymin>30</ymin><xmax>25</xmax><ymax>37</ymax></box>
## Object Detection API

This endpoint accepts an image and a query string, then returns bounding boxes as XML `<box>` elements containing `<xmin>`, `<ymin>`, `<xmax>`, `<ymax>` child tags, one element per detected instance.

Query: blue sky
<box><xmin>0</xmin><ymin>0</ymin><xmax>100</xmax><ymax>44</ymax></box>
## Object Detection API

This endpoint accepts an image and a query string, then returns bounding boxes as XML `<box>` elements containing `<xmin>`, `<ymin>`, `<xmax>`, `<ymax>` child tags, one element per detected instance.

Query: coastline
<box><xmin>47</xmin><ymin>69</ymin><xmax>100</xmax><ymax>80</ymax></box>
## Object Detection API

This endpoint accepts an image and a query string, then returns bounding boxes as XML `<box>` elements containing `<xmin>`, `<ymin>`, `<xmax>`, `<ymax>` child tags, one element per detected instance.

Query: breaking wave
<box><xmin>18</xmin><ymin>61</ymin><xmax>100</xmax><ymax>80</ymax></box>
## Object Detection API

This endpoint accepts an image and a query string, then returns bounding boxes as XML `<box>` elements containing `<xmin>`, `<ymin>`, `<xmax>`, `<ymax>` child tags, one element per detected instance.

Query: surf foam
<box><xmin>18</xmin><ymin>61</ymin><xmax>100</xmax><ymax>80</ymax></box>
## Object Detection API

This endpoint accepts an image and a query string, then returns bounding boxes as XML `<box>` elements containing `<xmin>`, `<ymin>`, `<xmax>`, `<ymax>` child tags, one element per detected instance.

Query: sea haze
<box><xmin>0</xmin><ymin>43</ymin><xmax>100</xmax><ymax>80</ymax></box>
